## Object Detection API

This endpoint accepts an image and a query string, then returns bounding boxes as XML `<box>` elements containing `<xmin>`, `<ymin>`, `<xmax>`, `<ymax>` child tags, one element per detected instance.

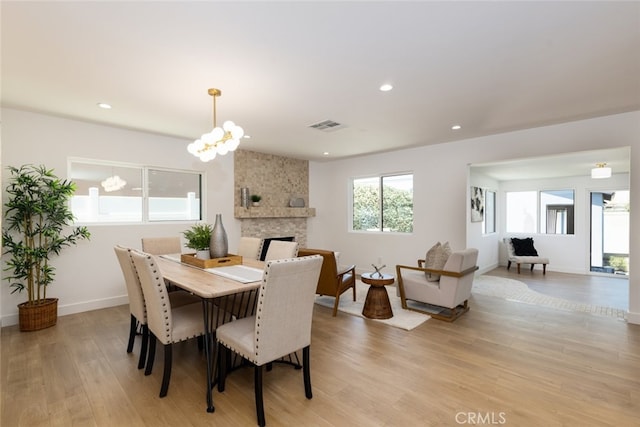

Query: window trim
<box><xmin>483</xmin><ymin>189</ymin><xmax>497</xmax><ymax>235</ymax></box>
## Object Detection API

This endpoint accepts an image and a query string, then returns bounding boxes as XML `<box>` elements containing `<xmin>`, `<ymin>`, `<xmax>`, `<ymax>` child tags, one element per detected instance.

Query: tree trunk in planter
<box><xmin>18</xmin><ymin>298</ymin><xmax>58</xmax><ymax>331</ymax></box>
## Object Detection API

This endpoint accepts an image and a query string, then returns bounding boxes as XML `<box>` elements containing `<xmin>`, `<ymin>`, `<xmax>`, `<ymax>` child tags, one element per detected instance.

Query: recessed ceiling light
<box><xmin>323</xmin><ymin>152</ymin><xmax>330</xmax><ymax>156</ymax></box>
<box><xmin>451</xmin><ymin>124</ymin><xmax>462</xmax><ymax>130</ymax></box>
<box><xmin>97</xmin><ymin>102</ymin><xmax>112</xmax><ymax>109</ymax></box>
<box><xmin>243</xmin><ymin>135</ymin><xmax>251</xmax><ymax>139</ymax></box>
<box><xmin>379</xmin><ymin>84</ymin><xmax>393</xmax><ymax>92</ymax></box>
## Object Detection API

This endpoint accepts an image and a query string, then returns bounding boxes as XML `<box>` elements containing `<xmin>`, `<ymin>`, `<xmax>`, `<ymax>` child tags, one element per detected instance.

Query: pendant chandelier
<box><xmin>101</xmin><ymin>175</ymin><xmax>126</xmax><ymax>192</ymax></box>
<box><xmin>187</xmin><ymin>88</ymin><xmax>244</xmax><ymax>162</ymax></box>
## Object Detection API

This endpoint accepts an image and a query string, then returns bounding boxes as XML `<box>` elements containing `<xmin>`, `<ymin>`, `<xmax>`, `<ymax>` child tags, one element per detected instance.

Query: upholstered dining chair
<box><xmin>396</xmin><ymin>248</ymin><xmax>479</xmax><ymax>322</ymax></box>
<box><xmin>141</xmin><ymin>236</ymin><xmax>185</xmax><ymax>291</ymax></box>
<box><xmin>114</xmin><ymin>245</ymin><xmax>201</xmax><ymax>370</ymax></box>
<box><xmin>130</xmin><ymin>249</ymin><xmax>207</xmax><ymax>398</ymax></box>
<box><xmin>297</xmin><ymin>248</ymin><xmax>356</xmax><ymax>317</ymax></box>
<box><xmin>264</xmin><ymin>240</ymin><xmax>299</xmax><ymax>261</ymax></box>
<box><xmin>141</xmin><ymin>236</ymin><xmax>182</xmax><ymax>255</ymax></box>
<box><xmin>216</xmin><ymin>255</ymin><xmax>323</xmax><ymax>427</ymax></box>
<box><xmin>237</xmin><ymin>236</ymin><xmax>263</xmax><ymax>260</ymax></box>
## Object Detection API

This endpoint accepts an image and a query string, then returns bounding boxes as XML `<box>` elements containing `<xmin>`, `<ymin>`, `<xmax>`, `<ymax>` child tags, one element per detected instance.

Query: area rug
<box><xmin>314</xmin><ymin>281</ymin><xmax>430</xmax><ymax>330</ymax></box>
<box><xmin>473</xmin><ymin>275</ymin><xmax>626</xmax><ymax>319</ymax></box>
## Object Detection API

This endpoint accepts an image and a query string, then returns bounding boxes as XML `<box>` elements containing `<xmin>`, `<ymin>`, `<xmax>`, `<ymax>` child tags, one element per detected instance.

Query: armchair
<box><xmin>298</xmin><ymin>248</ymin><xmax>356</xmax><ymax>317</ymax></box>
<box><xmin>396</xmin><ymin>248</ymin><xmax>479</xmax><ymax>322</ymax></box>
<box><xmin>504</xmin><ymin>237</ymin><xmax>549</xmax><ymax>274</ymax></box>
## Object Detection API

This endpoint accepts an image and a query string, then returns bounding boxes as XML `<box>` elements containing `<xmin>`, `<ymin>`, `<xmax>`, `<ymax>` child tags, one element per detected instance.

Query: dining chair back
<box><xmin>237</xmin><ymin>236</ymin><xmax>263</xmax><ymax>260</ymax></box>
<box><xmin>264</xmin><ymin>240</ymin><xmax>299</xmax><ymax>261</ymax></box>
<box><xmin>216</xmin><ymin>255</ymin><xmax>323</xmax><ymax>427</ymax></box>
<box><xmin>114</xmin><ymin>245</ymin><xmax>148</xmax><ymax>369</ymax></box>
<box><xmin>130</xmin><ymin>249</ymin><xmax>206</xmax><ymax>397</ymax></box>
<box><xmin>141</xmin><ymin>236</ymin><xmax>182</xmax><ymax>255</ymax></box>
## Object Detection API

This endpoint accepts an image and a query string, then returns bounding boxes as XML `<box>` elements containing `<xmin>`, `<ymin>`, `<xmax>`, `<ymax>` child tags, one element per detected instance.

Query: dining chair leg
<box><xmin>160</xmin><ymin>343</ymin><xmax>172</xmax><ymax>398</ymax></box>
<box><xmin>217</xmin><ymin>344</ymin><xmax>228</xmax><ymax>392</ymax></box>
<box><xmin>255</xmin><ymin>365</ymin><xmax>266</xmax><ymax>427</ymax></box>
<box><xmin>138</xmin><ymin>324</ymin><xmax>149</xmax><ymax>369</ymax></box>
<box><xmin>127</xmin><ymin>314</ymin><xmax>137</xmax><ymax>353</ymax></box>
<box><xmin>145</xmin><ymin>333</ymin><xmax>157</xmax><ymax>376</ymax></box>
<box><xmin>197</xmin><ymin>335</ymin><xmax>204</xmax><ymax>351</ymax></box>
<box><xmin>303</xmin><ymin>345</ymin><xmax>312</xmax><ymax>399</ymax></box>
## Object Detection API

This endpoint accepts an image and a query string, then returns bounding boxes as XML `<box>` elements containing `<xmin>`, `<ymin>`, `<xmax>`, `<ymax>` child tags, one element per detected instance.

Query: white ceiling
<box><xmin>2</xmin><ymin>1</ymin><xmax>639</xmax><ymax>166</ymax></box>
<box><xmin>471</xmin><ymin>146</ymin><xmax>631</xmax><ymax>181</ymax></box>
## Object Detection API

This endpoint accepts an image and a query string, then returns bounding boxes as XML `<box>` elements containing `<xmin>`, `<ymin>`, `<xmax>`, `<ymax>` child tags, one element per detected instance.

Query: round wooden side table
<box><xmin>361</xmin><ymin>272</ymin><xmax>395</xmax><ymax>319</ymax></box>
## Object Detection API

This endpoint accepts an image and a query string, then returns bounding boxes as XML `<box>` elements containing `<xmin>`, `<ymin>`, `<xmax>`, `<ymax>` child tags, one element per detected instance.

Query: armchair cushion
<box><xmin>424</xmin><ymin>241</ymin><xmax>451</xmax><ymax>282</ymax></box>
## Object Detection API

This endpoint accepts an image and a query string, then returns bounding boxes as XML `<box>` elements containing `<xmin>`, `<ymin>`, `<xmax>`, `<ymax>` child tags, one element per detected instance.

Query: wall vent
<box><xmin>308</xmin><ymin>119</ymin><xmax>345</xmax><ymax>132</ymax></box>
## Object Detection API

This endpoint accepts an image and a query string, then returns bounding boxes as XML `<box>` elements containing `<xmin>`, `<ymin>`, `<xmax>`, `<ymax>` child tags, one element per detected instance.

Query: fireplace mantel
<box><xmin>234</xmin><ymin>207</ymin><xmax>316</xmax><ymax>219</ymax></box>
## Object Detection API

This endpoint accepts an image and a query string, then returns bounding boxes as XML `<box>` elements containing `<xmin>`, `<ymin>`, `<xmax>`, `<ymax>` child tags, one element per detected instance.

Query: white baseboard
<box><xmin>626</xmin><ymin>311</ymin><xmax>640</xmax><ymax>325</ymax></box>
<box><xmin>1</xmin><ymin>295</ymin><xmax>129</xmax><ymax>327</ymax></box>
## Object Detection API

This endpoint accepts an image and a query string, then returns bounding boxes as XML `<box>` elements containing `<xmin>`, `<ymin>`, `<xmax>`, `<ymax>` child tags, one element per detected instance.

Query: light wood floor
<box><xmin>486</xmin><ymin>266</ymin><xmax>629</xmax><ymax>310</ymax></box>
<box><xmin>2</xmin><ymin>271</ymin><xmax>639</xmax><ymax>426</ymax></box>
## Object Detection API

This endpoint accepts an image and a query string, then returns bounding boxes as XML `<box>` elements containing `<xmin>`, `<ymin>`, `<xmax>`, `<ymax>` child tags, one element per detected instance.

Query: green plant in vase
<box><xmin>2</xmin><ymin>164</ymin><xmax>91</xmax><ymax>331</ymax></box>
<box><xmin>183</xmin><ymin>223</ymin><xmax>213</xmax><ymax>259</ymax></box>
<box><xmin>251</xmin><ymin>194</ymin><xmax>262</xmax><ymax>206</ymax></box>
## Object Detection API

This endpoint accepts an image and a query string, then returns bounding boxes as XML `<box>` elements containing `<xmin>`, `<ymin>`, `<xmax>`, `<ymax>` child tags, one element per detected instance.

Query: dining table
<box><xmin>155</xmin><ymin>254</ymin><xmax>264</xmax><ymax>413</ymax></box>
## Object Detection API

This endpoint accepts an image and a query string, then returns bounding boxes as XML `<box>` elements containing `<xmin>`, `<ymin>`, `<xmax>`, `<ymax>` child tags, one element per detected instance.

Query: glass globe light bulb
<box><xmin>231</xmin><ymin>126</ymin><xmax>244</xmax><ymax>139</ymax></box>
<box><xmin>211</xmin><ymin>127</ymin><xmax>224</xmax><ymax>141</ymax></box>
<box><xmin>217</xmin><ymin>142</ymin><xmax>229</xmax><ymax>155</ymax></box>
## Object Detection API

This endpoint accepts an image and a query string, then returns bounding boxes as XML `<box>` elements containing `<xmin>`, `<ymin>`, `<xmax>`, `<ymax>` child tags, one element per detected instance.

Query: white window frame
<box><xmin>68</xmin><ymin>158</ymin><xmax>205</xmax><ymax>224</ymax></box>
<box><xmin>350</xmin><ymin>172</ymin><xmax>414</xmax><ymax>234</ymax></box>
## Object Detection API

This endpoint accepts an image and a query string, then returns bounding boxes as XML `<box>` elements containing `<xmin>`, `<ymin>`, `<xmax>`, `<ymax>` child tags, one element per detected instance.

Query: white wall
<box><xmin>1</xmin><ymin>108</ymin><xmax>241</xmax><ymax>326</ymax></box>
<box><xmin>308</xmin><ymin>111</ymin><xmax>640</xmax><ymax>324</ymax></box>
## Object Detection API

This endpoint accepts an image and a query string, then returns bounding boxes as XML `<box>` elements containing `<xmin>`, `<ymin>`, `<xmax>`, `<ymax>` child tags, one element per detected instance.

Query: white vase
<box><xmin>209</xmin><ymin>213</ymin><xmax>228</xmax><ymax>258</ymax></box>
<box><xmin>196</xmin><ymin>250</ymin><xmax>210</xmax><ymax>260</ymax></box>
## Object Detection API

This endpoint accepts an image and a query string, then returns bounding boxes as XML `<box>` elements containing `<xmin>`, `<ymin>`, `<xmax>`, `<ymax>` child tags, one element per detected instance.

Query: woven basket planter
<box><xmin>18</xmin><ymin>298</ymin><xmax>58</xmax><ymax>331</ymax></box>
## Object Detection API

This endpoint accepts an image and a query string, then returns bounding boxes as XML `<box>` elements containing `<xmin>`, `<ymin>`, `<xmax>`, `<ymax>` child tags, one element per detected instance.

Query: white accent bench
<box><xmin>504</xmin><ymin>238</ymin><xmax>549</xmax><ymax>274</ymax></box>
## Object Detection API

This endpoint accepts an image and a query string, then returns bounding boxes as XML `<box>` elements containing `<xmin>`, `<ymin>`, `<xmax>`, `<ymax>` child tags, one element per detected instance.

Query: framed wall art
<box><xmin>471</xmin><ymin>186</ymin><xmax>484</xmax><ymax>222</ymax></box>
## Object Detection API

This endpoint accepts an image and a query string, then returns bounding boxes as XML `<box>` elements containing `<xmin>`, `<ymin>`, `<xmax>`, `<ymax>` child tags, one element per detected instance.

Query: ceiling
<box><xmin>471</xmin><ymin>146</ymin><xmax>631</xmax><ymax>181</ymax></box>
<box><xmin>2</xmin><ymin>1</ymin><xmax>639</xmax><ymax>165</ymax></box>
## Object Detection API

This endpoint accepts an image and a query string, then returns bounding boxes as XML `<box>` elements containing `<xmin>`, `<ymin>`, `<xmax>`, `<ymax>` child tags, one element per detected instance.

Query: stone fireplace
<box><xmin>234</xmin><ymin>150</ymin><xmax>315</xmax><ymax>247</ymax></box>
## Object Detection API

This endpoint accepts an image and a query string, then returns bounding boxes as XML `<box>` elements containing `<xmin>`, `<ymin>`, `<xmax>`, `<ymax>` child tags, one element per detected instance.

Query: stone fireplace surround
<box><xmin>234</xmin><ymin>150</ymin><xmax>315</xmax><ymax>248</ymax></box>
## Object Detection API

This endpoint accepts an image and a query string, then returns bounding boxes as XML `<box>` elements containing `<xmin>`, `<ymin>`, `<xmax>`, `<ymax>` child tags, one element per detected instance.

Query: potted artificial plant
<box><xmin>183</xmin><ymin>223</ymin><xmax>213</xmax><ymax>259</ymax></box>
<box><xmin>251</xmin><ymin>194</ymin><xmax>262</xmax><ymax>207</ymax></box>
<box><xmin>2</xmin><ymin>165</ymin><xmax>90</xmax><ymax>331</ymax></box>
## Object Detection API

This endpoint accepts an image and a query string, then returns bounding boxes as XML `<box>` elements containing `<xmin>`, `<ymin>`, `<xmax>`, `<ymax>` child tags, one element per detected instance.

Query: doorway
<box><xmin>590</xmin><ymin>190</ymin><xmax>629</xmax><ymax>275</ymax></box>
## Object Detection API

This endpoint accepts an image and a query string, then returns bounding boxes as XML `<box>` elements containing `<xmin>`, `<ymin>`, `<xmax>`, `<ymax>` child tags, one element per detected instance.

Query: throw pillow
<box><xmin>511</xmin><ymin>237</ymin><xmax>538</xmax><ymax>256</ymax></box>
<box><xmin>424</xmin><ymin>241</ymin><xmax>452</xmax><ymax>281</ymax></box>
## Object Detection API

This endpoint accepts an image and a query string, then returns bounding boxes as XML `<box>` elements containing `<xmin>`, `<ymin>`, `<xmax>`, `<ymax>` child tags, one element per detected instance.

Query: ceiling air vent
<box><xmin>308</xmin><ymin>119</ymin><xmax>345</xmax><ymax>132</ymax></box>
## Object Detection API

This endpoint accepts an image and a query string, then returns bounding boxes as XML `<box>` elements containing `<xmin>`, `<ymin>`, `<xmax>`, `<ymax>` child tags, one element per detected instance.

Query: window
<box><xmin>352</xmin><ymin>173</ymin><xmax>413</xmax><ymax>233</ymax></box>
<box><xmin>483</xmin><ymin>190</ymin><xmax>496</xmax><ymax>234</ymax></box>
<box><xmin>69</xmin><ymin>159</ymin><xmax>203</xmax><ymax>223</ymax></box>
<box><xmin>506</xmin><ymin>189</ymin><xmax>574</xmax><ymax>234</ymax></box>
<box><xmin>505</xmin><ymin>191</ymin><xmax>537</xmax><ymax>233</ymax></box>
<box><xmin>540</xmin><ymin>190</ymin><xmax>574</xmax><ymax>234</ymax></box>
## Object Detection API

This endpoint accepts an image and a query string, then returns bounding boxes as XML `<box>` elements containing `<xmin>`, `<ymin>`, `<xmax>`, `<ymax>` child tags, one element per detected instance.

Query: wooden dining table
<box><xmin>155</xmin><ymin>255</ymin><xmax>264</xmax><ymax>413</ymax></box>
